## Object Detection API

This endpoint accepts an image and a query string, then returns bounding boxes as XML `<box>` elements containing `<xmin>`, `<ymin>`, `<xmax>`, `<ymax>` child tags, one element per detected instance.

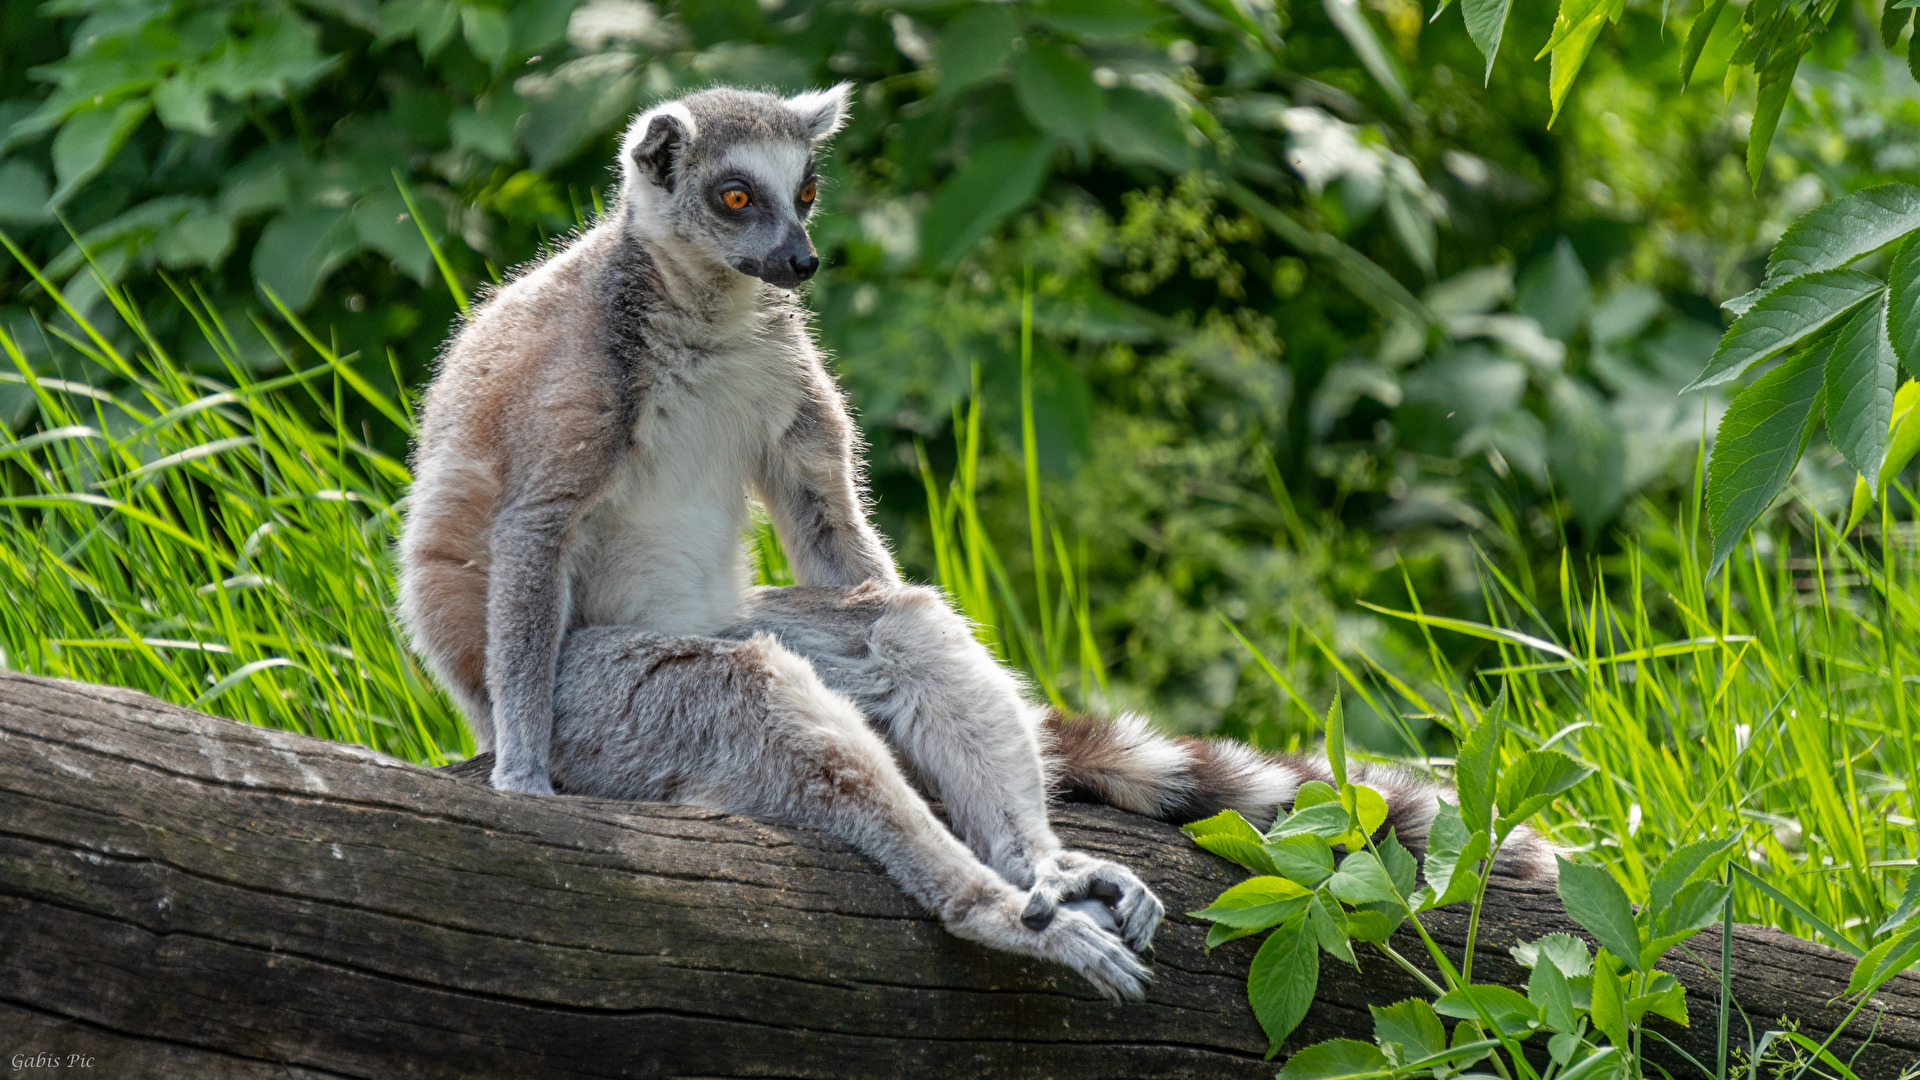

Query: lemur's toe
<box><xmin>1063</xmin><ymin>897</ymin><xmax>1121</xmax><ymax>934</ymax></box>
<box><xmin>1020</xmin><ymin>890</ymin><xmax>1057</xmax><ymax>931</ymax></box>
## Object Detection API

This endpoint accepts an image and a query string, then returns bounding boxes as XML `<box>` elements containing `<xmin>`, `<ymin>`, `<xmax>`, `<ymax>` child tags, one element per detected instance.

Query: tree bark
<box><xmin>0</xmin><ymin>670</ymin><xmax>1913</xmax><ymax>1079</ymax></box>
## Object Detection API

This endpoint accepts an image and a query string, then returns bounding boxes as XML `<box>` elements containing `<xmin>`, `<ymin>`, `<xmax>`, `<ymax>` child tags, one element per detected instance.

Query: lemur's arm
<box><xmin>756</xmin><ymin>368</ymin><xmax>899</xmax><ymax>588</ymax></box>
<box><xmin>482</xmin><ymin>372</ymin><xmax>632</xmax><ymax>795</ymax></box>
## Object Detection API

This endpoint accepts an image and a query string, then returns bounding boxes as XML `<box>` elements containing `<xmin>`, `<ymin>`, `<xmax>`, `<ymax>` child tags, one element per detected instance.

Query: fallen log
<box><xmin>0</xmin><ymin>670</ymin><xmax>1914</xmax><ymax>1079</ymax></box>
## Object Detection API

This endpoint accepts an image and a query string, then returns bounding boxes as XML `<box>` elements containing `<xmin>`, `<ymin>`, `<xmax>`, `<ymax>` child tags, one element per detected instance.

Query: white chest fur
<box><xmin>567</xmin><ymin>328</ymin><xmax>805</xmax><ymax>635</ymax></box>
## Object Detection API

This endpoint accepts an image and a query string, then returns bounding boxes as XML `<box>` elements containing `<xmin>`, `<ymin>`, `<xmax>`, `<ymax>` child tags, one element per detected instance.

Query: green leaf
<box><xmin>920</xmin><ymin>137</ymin><xmax>1053</xmax><ymax>269</ymax></box>
<box><xmin>1877</xmin><ymin>867</ymin><xmax>1920</xmax><ymax>936</ymax></box>
<box><xmin>152</xmin><ymin>77</ymin><xmax>215</xmax><ymax>136</ymax></box>
<box><xmin>1208</xmin><ymin>921</ymin><xmax>1266</xmax><ymax>949</ymax></box>
<box><xmin>1547</xmin><ymin>377</ymin><xmax>1629</xmax><ymax>533</ymax></box>
<box><xmin>935</xmin><ymin>4</ymin><xmax>1019</xmax><ymax>92</ymax></box>
<box><xmin>1462</xmin><ymin>0</ymin><xmax>1514</xmax><ymax>81</ymax></box>
<box><xmin>1326</xmin><ymin>693</ymin><xmax>1347</xmax><ymax>788</ymax></box>
<box><xmin>1557</xmin><ymin>1046</ymin><xmax>1622</xmax><ymax>1080</ymax></box>
<box><xmin>0</xmin><ymin>160</ymin><xmax>52</xmax><ymax>225</ymax></box>
<box><xmin>1768</xmin><ymin>184</ymin><xmax>1920</xmax><ymax>281</ymax></box>
<box><xmin>1295</xmin><ymin>781</ymin><xmax>1341</xmax><ymax>809</ymax></box>
<box><xmin>1010</xmin><ymin>43</ymin><xmax>1103</xmax><ymax>150</ymax></box>
<box><xmin>1327</xmin><ymin>850</ymin><xmax>1400</xmax><ymax>907</ymax></box>
<box><xmin>352</xmin><ymin>191</ymin><xmax>436</xmax><ymax>284</ymax></box>
<box><xmin>1528</xmin><ymin>955</ymin><xmax>1580</xmax><ymax>1032</ymax></box>
<box><xmin>1455</xmin><ymin>695</ymin><xmax>1503</xmax><ymax>835</ymax></box>
<box><xmin>1308</xmin><ymin>893</ymin><xmax>1357</xmax><ymax>965</ymax></box>
<box><xmin>1679</xmin><ymin>0</ymin><xmax>1729</xmax><ymax>89</ymax></box>
<box><xmin>1747</xmin><ymin>51</ymin><xmax>1799</xmax><ymax>189</ymax></box>
<box><xmin>1625</xmin><ymin>973</ymin><xmax>1689</xmax><ymax>1026</ymax></box>
<box><xmin>1432</xmin><ymin>984</ymin><xmax>1541</xmax><ymax>1036</ymax></box>
<box><xmin>1250</xmin><ymin>917</ymin><xmax>1321</xmax><ymax>1057</ymax></box>
<box><xmin>1191</xmin><ymin>875</ymin><xmax>1313</xmax><ymax>929</ymax></box>
<box><xmin>413</xmin><ymin>0</ymin><xmax>462</xmax><ymax>57</ymax></box>
<box><xmin>1886</xmin><ymin>238</ymin><xmax>1920</xmax><ymax>377</ymax></box>
<box><xmin>1270</xmin><ymin>834</ymin><xmax>1337</xmax><ymax>889</ymax></box>
<box><xmin>1321</xmin><ymin>0</ymin><xmax>1411</xmax><ymax>114</ymax></box>
<box><xmin>1342</xmin><ymin>783</ymin><xmax>1389</xmax><ymax>841</ymax></box>
<box><xmin>1511</xmin><ymin>932</ymin><xmax>1594</xmax><ymax>976</ymax></box>
<box><xmin>1342</xmin><ymin>908</ymin><xmax>1400</xmax><ymax>943</ymax></box>
<box><xmin>1370</xmin><ymin>999</ymin><xmax>1447</xmax><ymax>1066</ymax></box>
<box><xmin>252</xmin><ymin>208</ymin><xmax>360</xmax><ymax>312</ymax></box>
<box><xmin>1536</xmin><ymin>0</ymin><xmax>1609</xmax><ymax>58</ymax></box>
<box><xmin>1644</xmin><ymin>878</ymin><xmax>1731</xmax><ymax>965</ymax></box>
<box><xmin>1186</xmin><ymin>809</ymin><xmax>1285</xmax><ymax>875</ymax></box>
<box><xmin>1495</xmin><ymin>749</ymin><xmax>1594</xmax><ymax>831</ymax></box>
<box><xmin>1686</xmin><ymin>268</ymin><xmax>1882</xmax><ymax>392</ymax></box>
<box><xmin>1378</xmin><ymin>830</ymin><xmax>1418</xmax><ymax>900</ymax></box>
<box><xmin>1883</xmin><ymin>0</ymin><xmax>1914</xmax><ymax>47</ymax></box>
<box><xmin>1646</xmin><ymin>836</ymin><xmax>1739</xmax><ymax>914</ymax></box>
<box><xmin>1848</xmin><ymin>923</ymin><xmax>1920</xmax><ymax>995</ymax></box>
<box><xmin>1094</xmin><ymin>87</ymin><xmax>1195</xmax><ymax>172</ymax></box>
<box><xmin>1422</xmin><ymin>800</ymin><xmax>1490</xmax><ymax>907</ymax></box>
<box><xmin>1271</xmin><ymin>801</ymin><xmax>1360</xmax><ymax>841</ymax></box>
<box><xmin>1705</xmin><ymin>347</ymin><xmax>1827</xmax><ymax>578</ymax></box>
<box><xmin>1589</xmin><ymin>951</ymin><xmax>1630</xmax><ymax>1047</ymax></box>
<box><xmin>49</xmin><ymin>101</ymin><xmax>152</xmax><ymax>208</ymax></box>
<box><xmin>1850</xmin><ymin>380</ymin><xmax>1920</xmax><ymax>531</ymax></box>
<box><xmin>1274</xmin><ymin>1039</ymin><xmax>1391</xmax><ymax>1080</ymax></box>
<box><xmin>1556</xmin><ymin>856</ymin><xmax>1643</xmax><ymax>972</ymax></box>
<box><xmin>461</xmin><ymin>4</ymin><xmax>513</xmax><ymax>67</ymax></box>
<box><xmin>1546</xmin><ymin>5</ymin><xmax>1608</xmax><ymax>127</ymax></box>
<box><xmin>1820</xmin><ymin>292</ymin><xmax>1896</xmax><ymax>486</ymax></box>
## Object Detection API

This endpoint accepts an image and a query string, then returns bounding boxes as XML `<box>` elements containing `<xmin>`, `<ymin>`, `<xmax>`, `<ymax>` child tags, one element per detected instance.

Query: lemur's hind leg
<box><xmin>724</xmin><ymin>584</ymin><xmax>1163</xmax><ymax>952</ymax></box>
<box><xmin>546</xmin><ymin>624</ymin><xmax>1152</xmax><ymax>1000</ymax></box>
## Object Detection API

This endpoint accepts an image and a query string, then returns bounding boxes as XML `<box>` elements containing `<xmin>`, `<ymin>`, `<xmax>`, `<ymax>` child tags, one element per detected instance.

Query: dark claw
<box><xmin>1021</xmin><ymin>891</ymin><xmax>1056</xmax><ymax>931</ymax></box>
<box><xmin>1138</xmin><ymin>942</ymin><xmax>1155</xmax><ymax>962</ymax></box>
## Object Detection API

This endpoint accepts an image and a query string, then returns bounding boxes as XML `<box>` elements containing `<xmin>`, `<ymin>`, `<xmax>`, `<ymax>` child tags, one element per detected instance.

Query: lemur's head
<box><xmin>618</xmin><ymin>84</ymin><xmax>851</xmax><ymax>289</ymax></box>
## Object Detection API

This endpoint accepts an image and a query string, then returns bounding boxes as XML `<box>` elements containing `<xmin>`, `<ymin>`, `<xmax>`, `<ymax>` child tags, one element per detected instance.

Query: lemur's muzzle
<box><xmin>738</xmin><ymin>228</ymin><xmax>819</xmax><ymax>288</ymax></box>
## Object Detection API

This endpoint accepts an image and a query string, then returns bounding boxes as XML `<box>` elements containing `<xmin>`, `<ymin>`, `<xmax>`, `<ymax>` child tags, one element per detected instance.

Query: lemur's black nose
<box><xmin>790</xmin><ymin>253</ymin><xmax>819</xmax><ymax>281</ymax></box>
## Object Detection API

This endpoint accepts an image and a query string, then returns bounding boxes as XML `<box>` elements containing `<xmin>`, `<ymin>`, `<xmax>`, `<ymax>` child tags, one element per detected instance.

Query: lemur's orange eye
<box><xmin>722</xmin><ymin>189</ymin><xmax>750</xmax><ymax>210</ymax></box>
<box><xmin>799</xmin><ymin>182</ymin><xmax>816</xmax><ymax>204</ymax></box>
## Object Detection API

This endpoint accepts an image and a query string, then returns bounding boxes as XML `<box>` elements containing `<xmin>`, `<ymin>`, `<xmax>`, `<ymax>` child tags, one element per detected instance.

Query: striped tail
<box><xmin>1041</xmin><ymin>711</ymin><xmax>1556</xmax><ymax>880</ymax></box>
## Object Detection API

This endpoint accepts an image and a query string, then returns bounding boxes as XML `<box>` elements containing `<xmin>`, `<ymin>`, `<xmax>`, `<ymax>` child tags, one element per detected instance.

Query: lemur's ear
<box><xmin>625</xmin><ymin>104</ymin><xmax>695</xmax><ymax>192</ymax></box>
<box><xmin>784</xmin><ymin>83</ymin><xmax>853</xmax><ymax>144</ymax></box>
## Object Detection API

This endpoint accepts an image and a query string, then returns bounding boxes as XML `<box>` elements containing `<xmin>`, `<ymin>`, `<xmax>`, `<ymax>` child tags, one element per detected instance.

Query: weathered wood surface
<box><xmin>0</xmin><ymin>670</ymin><xmax>1914</xmax><ymax>1079</ymax></box>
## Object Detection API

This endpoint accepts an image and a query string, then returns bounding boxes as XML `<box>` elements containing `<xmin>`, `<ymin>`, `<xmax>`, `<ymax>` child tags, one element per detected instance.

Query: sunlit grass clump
<box><xmin>0</xmin><ymin>246</ymin><xmax>465</xmax><ymax>764</ymax></box>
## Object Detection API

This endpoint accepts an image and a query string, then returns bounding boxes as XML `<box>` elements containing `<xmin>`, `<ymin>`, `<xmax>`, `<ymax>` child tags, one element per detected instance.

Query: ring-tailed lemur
<box><xmin>398</xmin><ymin>84</ymin><xmax>1554</xmax><ymax>1002</ymax></box>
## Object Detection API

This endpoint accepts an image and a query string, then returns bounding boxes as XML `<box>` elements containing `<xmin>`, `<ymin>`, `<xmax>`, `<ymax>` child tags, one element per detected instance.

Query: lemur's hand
<box><xmin>1021</xmin><ymin>852</ymin><xmax>1163</xmax><ymax>955</ymax></box>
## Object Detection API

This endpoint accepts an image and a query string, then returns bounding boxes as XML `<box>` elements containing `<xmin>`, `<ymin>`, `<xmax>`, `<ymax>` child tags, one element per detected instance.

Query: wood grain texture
<box><xmin>0</xmin><ymin>670</ymin><xmax>1914</xmax><ymax>1079</ymax></box>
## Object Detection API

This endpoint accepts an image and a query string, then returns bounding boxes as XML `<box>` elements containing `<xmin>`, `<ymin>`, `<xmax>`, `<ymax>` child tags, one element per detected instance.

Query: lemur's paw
<box><xmin>1024</xmin><ymin>852</ymin><xmax>1164</xmax><ymax>954</ymax></box>
<box><xmin>1045</xmin><ymin>906</ymin><xmax>1152</xmax><ymax>1001</ymax></box>
<box><xmin>952</xmin><ymin>884</ymin><xmax>1151</xmax><ymax>1002</ymax></box>
<box><xmin>489</xmin><ymin>766</ymin><xmax>556</xmax><ymax>796</ymax></box>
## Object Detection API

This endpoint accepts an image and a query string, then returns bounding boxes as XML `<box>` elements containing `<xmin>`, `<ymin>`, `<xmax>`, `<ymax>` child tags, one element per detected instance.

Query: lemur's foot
<box><xmin>947</xmin><ymin>881</ymin><xmax>1151</xmax><ymax>1001</ymax></box>
<box><xmin>1020</xmin><ymin>852</ymin><xmax>1163</xmax><ymax>954</ymax></box>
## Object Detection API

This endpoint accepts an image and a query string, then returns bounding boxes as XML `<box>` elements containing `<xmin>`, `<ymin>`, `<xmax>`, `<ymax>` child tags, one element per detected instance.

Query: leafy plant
<box><xmin>1184</xmin><ymin>684</ymin><xmax>1920</xmax><ymax>1078</ymax></box>
<box><xmin>1689</xmin><ymin>182</ymin><xmax>1920</xmax><ymax>575</ymax></box>
<box><xmin>1444</xmin><ymin>0</ymin><xmax>1891</xmax><ymax>185</ymax></box>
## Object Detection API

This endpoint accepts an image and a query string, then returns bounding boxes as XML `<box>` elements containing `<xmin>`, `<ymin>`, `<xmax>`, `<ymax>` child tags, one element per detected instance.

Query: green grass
<box><xmin>0</xmin><ymin>247</ymin><xmax>1911</xmax><ymax>960</ymax></box>
<box><xmin>1328</xmin><ymin>489</ymin><xmax>1919</xmax><ymax>951</ymax></box>
<box><xmin>0</xmin><ymin>244</ymin><xmax>464</xmax><ymax>763</ymax></box>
